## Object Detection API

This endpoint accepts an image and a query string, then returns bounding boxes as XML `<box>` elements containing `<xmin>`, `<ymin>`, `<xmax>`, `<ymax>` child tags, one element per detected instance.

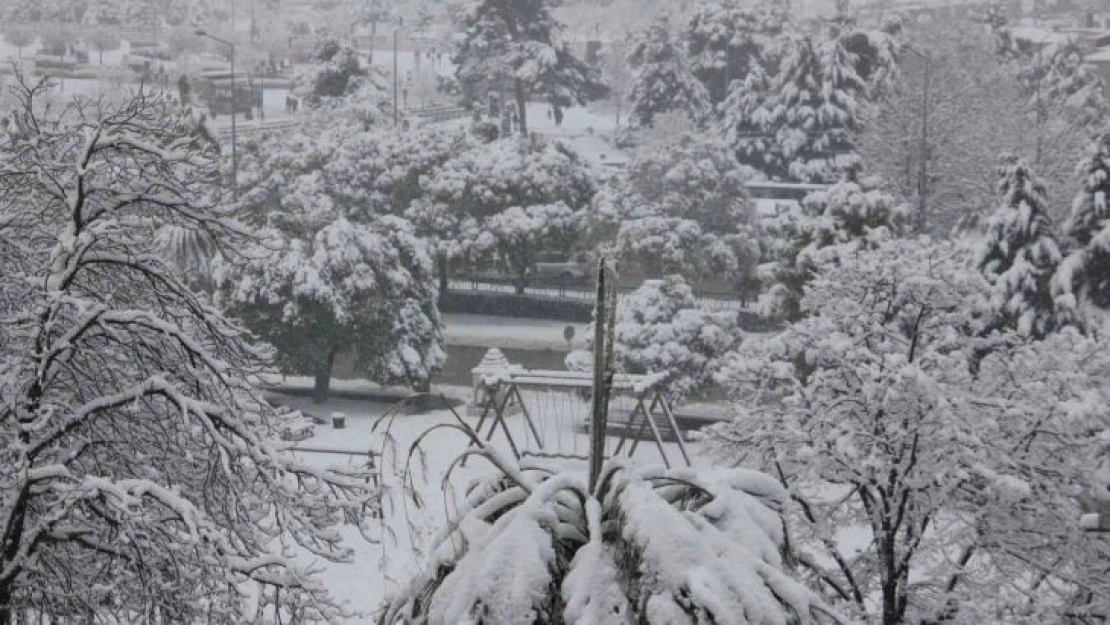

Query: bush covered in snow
<box><xmin>709</xmin><ymin>237</ymin><xmax>1110</xmax><ymax>623</ymax></box>
<box><xmin>760</xmin><ymin>166</ymin><xmax>905</xmax><ymax>322</ymax></box>
<box><xmin>423</xmin><ymin>135</ymin><xmax>596</xmax><ymax>292</ymax></box>
<box><xmin>293</xmin><ymin>37</ymin><xmax>389</xmax><ymax>127</ymax></box>
<box><xmin>609</xmin><ymin>276</ymin><xmax>742</xmax><ymax>403</ymax></box>
<box><xmin>380</xmin><ymin>435</ymin><xmax>842</xmax><ymax>624</ymax></box>
<box><xmin>592</xmin><ymin>134</ymin><xmax>758</xmax><ymax>284</ymax></box>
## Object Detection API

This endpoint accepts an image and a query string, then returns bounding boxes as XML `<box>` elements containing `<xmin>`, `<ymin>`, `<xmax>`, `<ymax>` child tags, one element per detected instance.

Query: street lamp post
<box><xmin>196</xmin><ymin>29</ymin><xmax>238</xmax><ymax>199</ymax></box>
<box><xmin>393</xmin><ymin>18</ymin><xmax>403</xmax><ymax>127</ymax></box>
<box><xmin>904</xmin><ymin>45</ymin><xmax>930</xmax><ymax>234</ymax></box>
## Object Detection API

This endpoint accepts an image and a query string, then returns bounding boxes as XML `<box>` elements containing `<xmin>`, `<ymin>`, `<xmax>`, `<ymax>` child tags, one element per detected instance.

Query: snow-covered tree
<box><xmin>0</xmin><ymin>77</ymin><xmax>375</xmax><ymax>623</ymax></box>
<box><xmin>1019</xmin><ymin>38</ymin><xmax>1106</xmax><ymax>131</ymax></box>
<box><xmin>708</xmin><ymin>238</ymin><xmax>1110</xmax><ymax>624</ymax></box>
<box><xmin>224</xmin><ymin>125</ymin><xmax>446</xmax><ymax>402</ymax></box>
<box><xmin>683</xmin><ymin>0</ymin><xmax>768</xmax><ymax>106</ymax></box>
<box><xmin>380</xmin><ymin>431</ymin><xmax>842</xmax><ymax>624</ymax></box>
<box><xmin>762</xmin><ymin>165</ymin><xmax>904</xmax><ymax>322</ymax></box>
<box><xmin>858</xmin><ymin>19</ymin><xmax>1088</xmax><ymax>234</ymax></box>
<box><xmin>592</xmin><ymin>133</ymin><xmax>758</xmax><ymax>287</ymax></box>
<box><xmin>422</xmin><ymin>135</ymin><xmax>595</xmax><ymax>293</ymax></box>
<box><xmin>627</xmin><ymin>14</ymin><xmax>711</xmax><ymax>127</ymax></box>
<box><xmin>976</xmin><ymin>155</ymin><xmax>1064</xmax><ymax>338</ymax></box>
<box><xmin>452</xmin><ymin>0</ymin><xmax>605</xmax><ymax>135</ymax></box>
<box><xmin>1055</xmin><ymin>132</ymin><xmax>1110</xmax><ymax>312</ymax></box>
<box><xmin>292</xmin><ymin>38</ymin><xmax>389</xmax><ymax>128</ymax></box>
<box><xmin>613</xmin><ymin>276</ymin><xmax>742</xmax><ymax>403</ymax></box>
<box><xmin>718</xmin><ymin>28</ymin><xmax>866</xmax><ymax>182</ymax></box>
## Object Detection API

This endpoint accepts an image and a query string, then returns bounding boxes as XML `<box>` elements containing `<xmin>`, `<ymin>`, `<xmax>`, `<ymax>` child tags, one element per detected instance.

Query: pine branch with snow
<box><xmin>976</xmin><ymin>155</ymin><xmax>1065</xmax><ymax>338</ymax></box>
<box><xmin>1055</xmin><ymin>132</ymin><xmax>1110</xmax><ymax>313</ymax></box>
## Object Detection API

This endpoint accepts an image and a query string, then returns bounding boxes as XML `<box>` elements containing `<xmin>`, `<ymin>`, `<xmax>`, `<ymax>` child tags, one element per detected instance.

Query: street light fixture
<box><xmin>196</xmin><ymin>29</ymin><xmax>238</xmax><ymax>199</ymax></box>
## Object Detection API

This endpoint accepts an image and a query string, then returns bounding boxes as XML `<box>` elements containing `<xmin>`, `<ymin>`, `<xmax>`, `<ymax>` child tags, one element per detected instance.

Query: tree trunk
<box><xmin>312</xmin><ymin>347</ymin><xmax>338</xmax><ymax>404</ymax></box>
<box><xmin>514</xmin><ymin>79</ymin><xmax>528</xmax><ymax>136</ymax></box>
<box><xmin>0</xmin><ymin>583</ymin><xmax>12</xmax><ymax>625</ymax></box>
<box><xmin>437</xmin><ymin>257</ymin><xmax>449</xmax><ymax>294</ymax></box>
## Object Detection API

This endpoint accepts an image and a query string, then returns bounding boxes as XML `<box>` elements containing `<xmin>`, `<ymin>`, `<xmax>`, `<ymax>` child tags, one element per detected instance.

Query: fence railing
<box><xmin>446</xmin><ymin>278</ymin><xmax>748</xmax><ymax>312</ymax></box>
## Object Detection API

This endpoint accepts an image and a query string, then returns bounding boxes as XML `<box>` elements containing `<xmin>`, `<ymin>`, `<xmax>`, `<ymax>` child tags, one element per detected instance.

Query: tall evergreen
<box><xmin>627</xmin><ymin>14</ymin><xmax>710</xmax><ymax>127</ymax></box>
<box><xmin>452</xmin><ymin>0</ymin><xmax>604</xmax><ymax>135</ymax></box>
<box><xmin>1055</xmin><ymin>133</ymin><xmax>1110</xmax><ymax>311</ymax></box>
<box><xmin>977</xmin><ymin>155</ymin><xmax>1063</xmax><ymax>338</ymax></box>
<box><xmin>719</xmin><ymin>30</ymin><xmax>866</xmax><ymax>182</ymax></box>
<box><xmin>683</xmin><ymin>1</ymin><xmax>767</xmax><ymax>106</ymax></box>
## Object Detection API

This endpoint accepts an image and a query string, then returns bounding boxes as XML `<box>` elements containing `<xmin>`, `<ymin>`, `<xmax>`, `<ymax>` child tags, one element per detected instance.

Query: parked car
<box><xmin>531</xmin><ymin>251</ymin><xmax>592</xmax><ymax>284</ymax></box>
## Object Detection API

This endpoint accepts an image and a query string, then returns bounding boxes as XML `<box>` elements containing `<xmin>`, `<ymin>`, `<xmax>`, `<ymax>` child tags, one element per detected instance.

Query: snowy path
<box><xmin>278</xmin><ymin>391</ymin><xmax>705</xmax><ymax>621</ymax></box>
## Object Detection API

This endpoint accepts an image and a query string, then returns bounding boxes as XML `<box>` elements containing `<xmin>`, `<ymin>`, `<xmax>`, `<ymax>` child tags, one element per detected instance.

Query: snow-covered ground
<box><xmin>277</xmin><ymin>389</ymin><xmax>700</xmax><ymax>621</ymax></box>
<box><xmin>442</xmin><ymin>313</ymin><xmax>588</xmax><ymax>350</ymax></box>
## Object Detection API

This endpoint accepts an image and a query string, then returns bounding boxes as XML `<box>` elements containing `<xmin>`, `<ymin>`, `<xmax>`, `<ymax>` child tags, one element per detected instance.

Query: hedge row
<box><xmin>439</xmin><ymin>290</ymin><xmax>593</xmax><ymax>322</ymax></box>
<box><xmin>439</xmin><ymin>290</ymin><xmax>781</xmax><ymax>332</ymax></box>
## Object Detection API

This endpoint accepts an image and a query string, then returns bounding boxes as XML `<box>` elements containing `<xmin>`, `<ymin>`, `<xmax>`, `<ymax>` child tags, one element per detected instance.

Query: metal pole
<box><xmin>230</xmin><ymin>43</ymin><xmax>238</xmax><ymax>199</ymax></box>
<box><xmin>917</xmin><ymin>53</ymin><xmax>928</xmax><ymax>234</ymax></box>
<box><xmin>393</xmin><ymin>23</ymin><xmax>400</xmax><ymax>126</ymax></box>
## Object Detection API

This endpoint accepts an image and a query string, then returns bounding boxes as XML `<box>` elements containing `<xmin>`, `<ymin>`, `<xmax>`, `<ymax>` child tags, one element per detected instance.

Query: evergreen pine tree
<box><xmin>628</xmin><ymin>14</ymin><xmax>711</xmax><ymax>127</ymax></box>
<box><xmin>452</xmin><ymin>0</ymin><xmax>604</xmax><ymax>135</ymax></box>
<box><xmin>683</xmin><ymin>1</ymin><xmax>766</xmax><ymax>106</ymax></box>
<box><xmin>718</xmin><ymin>29</ymin><xmax>866</xmax><ymax>182</ymax></box>
<box><xmin>977</xmin><ymin>155</ymin><xmax>1063</xmax><ymax>338</ymax></box>
<box><xmin>1055</xmin><ymin>133</ymin><xmax>1110</xmax><ymax>311</ymax></box>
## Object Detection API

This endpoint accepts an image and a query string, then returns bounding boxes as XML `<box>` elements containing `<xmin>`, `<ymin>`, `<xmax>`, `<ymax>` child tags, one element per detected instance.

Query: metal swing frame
<box><xmin>468</xmin><ymin>370</ymin><xmax>692</xmax><ymax>468</ymax></box>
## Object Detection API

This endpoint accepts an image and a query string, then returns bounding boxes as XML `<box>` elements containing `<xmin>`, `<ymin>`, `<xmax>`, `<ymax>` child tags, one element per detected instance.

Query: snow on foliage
<box><xmin>1019</xmin><ymin>38</ymin><xmax>1106</xmax><ymax>129</ymax></box>
<box><xmin>611</xmin><ymin>276</ymin><xmax>742</xmax><ymax>404</ymax></box>
<box><xmin>717</xmin><ymin>27</ymin><xmax>866</xmax><ymax>183</ymax></box>
<box><xmin>760</xmin><ymin>166</ymin><xmax>904</xmax><ymax>322</ymax></box>
<box><xmin>380</xmin><ymin>432</ymin><xmax>842</xmax><ymax>624</ymax></box>
<box><xmin>683</xmin><ymin>0</ymin><xmax>778</xmax><ymax>107</ymax></box>
<box><xmin>1055</xmin><ymin>132</ymin><xmax>1110</xmax><ymax>312</ymax></box>
<box><xmin>0</xmin><ymin>77</ymin><xmax>377</xmax><ymax>623</ymax></box>
<box><xmin>421</xmin><ymin>135</ymin><xmax>595</xmax><ymax>291</ymax></box>
<box><xmin>592</xmin><ymin>133</ymin><xmax>758</xmax><ymax>283</ymax></box>
<box><xmin>628</xmin><ymin>15</ymin><xmax>712</xmax><ymax>127</ymax></box>
<box><xmin>708</xmin><ymin>237</ymin><xmax>1110</xmax><ymax>623</ymax></box>
<box><xmin>975</xmin><ymin>155</ymin><xmax>1065</xmax><ymax>338</ymax></box>
<box><xmin>453</xmin><ymin>0</ymin><xmax>605</xmax><ymax>135</ymax></box>
<box><xmin>222</xmin><ymin>122</ymin><xmax>446</xmax><ymax>401</ymax></box>
<box><xmin>293</xmin><ymin>38</ymin><xmax>390</xmax><ymax>128</ymax></box>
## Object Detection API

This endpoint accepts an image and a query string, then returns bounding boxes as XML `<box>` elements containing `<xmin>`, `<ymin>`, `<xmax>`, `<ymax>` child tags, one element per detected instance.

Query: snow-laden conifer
<box><xmin>1054</xmin><ymin>132</ymin><xmax>1110</xmax><ymax>312</ymax></box>
<box><xmin>976</xmin><ymin>155</ymin><xmax>1064</xmax><ymax>338</ymax></box>
<box><xmin>628</xmin><ymin>15</ymin><xmax>711</xmax><ymax>127</ymax></box>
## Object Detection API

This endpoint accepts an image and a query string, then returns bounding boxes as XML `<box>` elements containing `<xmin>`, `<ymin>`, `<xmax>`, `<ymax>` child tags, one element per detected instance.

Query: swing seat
<box><xmin>584</xmin><ymin>407</ymin><xmax>684</xmax><ymax>443</ymax></box>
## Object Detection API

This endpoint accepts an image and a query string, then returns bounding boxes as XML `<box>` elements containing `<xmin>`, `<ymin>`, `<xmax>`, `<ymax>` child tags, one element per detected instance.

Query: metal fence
<box><xmin>447</xmin><ymin>278</ymin><xmax>747</xmax><ymax>312</ymax></box>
